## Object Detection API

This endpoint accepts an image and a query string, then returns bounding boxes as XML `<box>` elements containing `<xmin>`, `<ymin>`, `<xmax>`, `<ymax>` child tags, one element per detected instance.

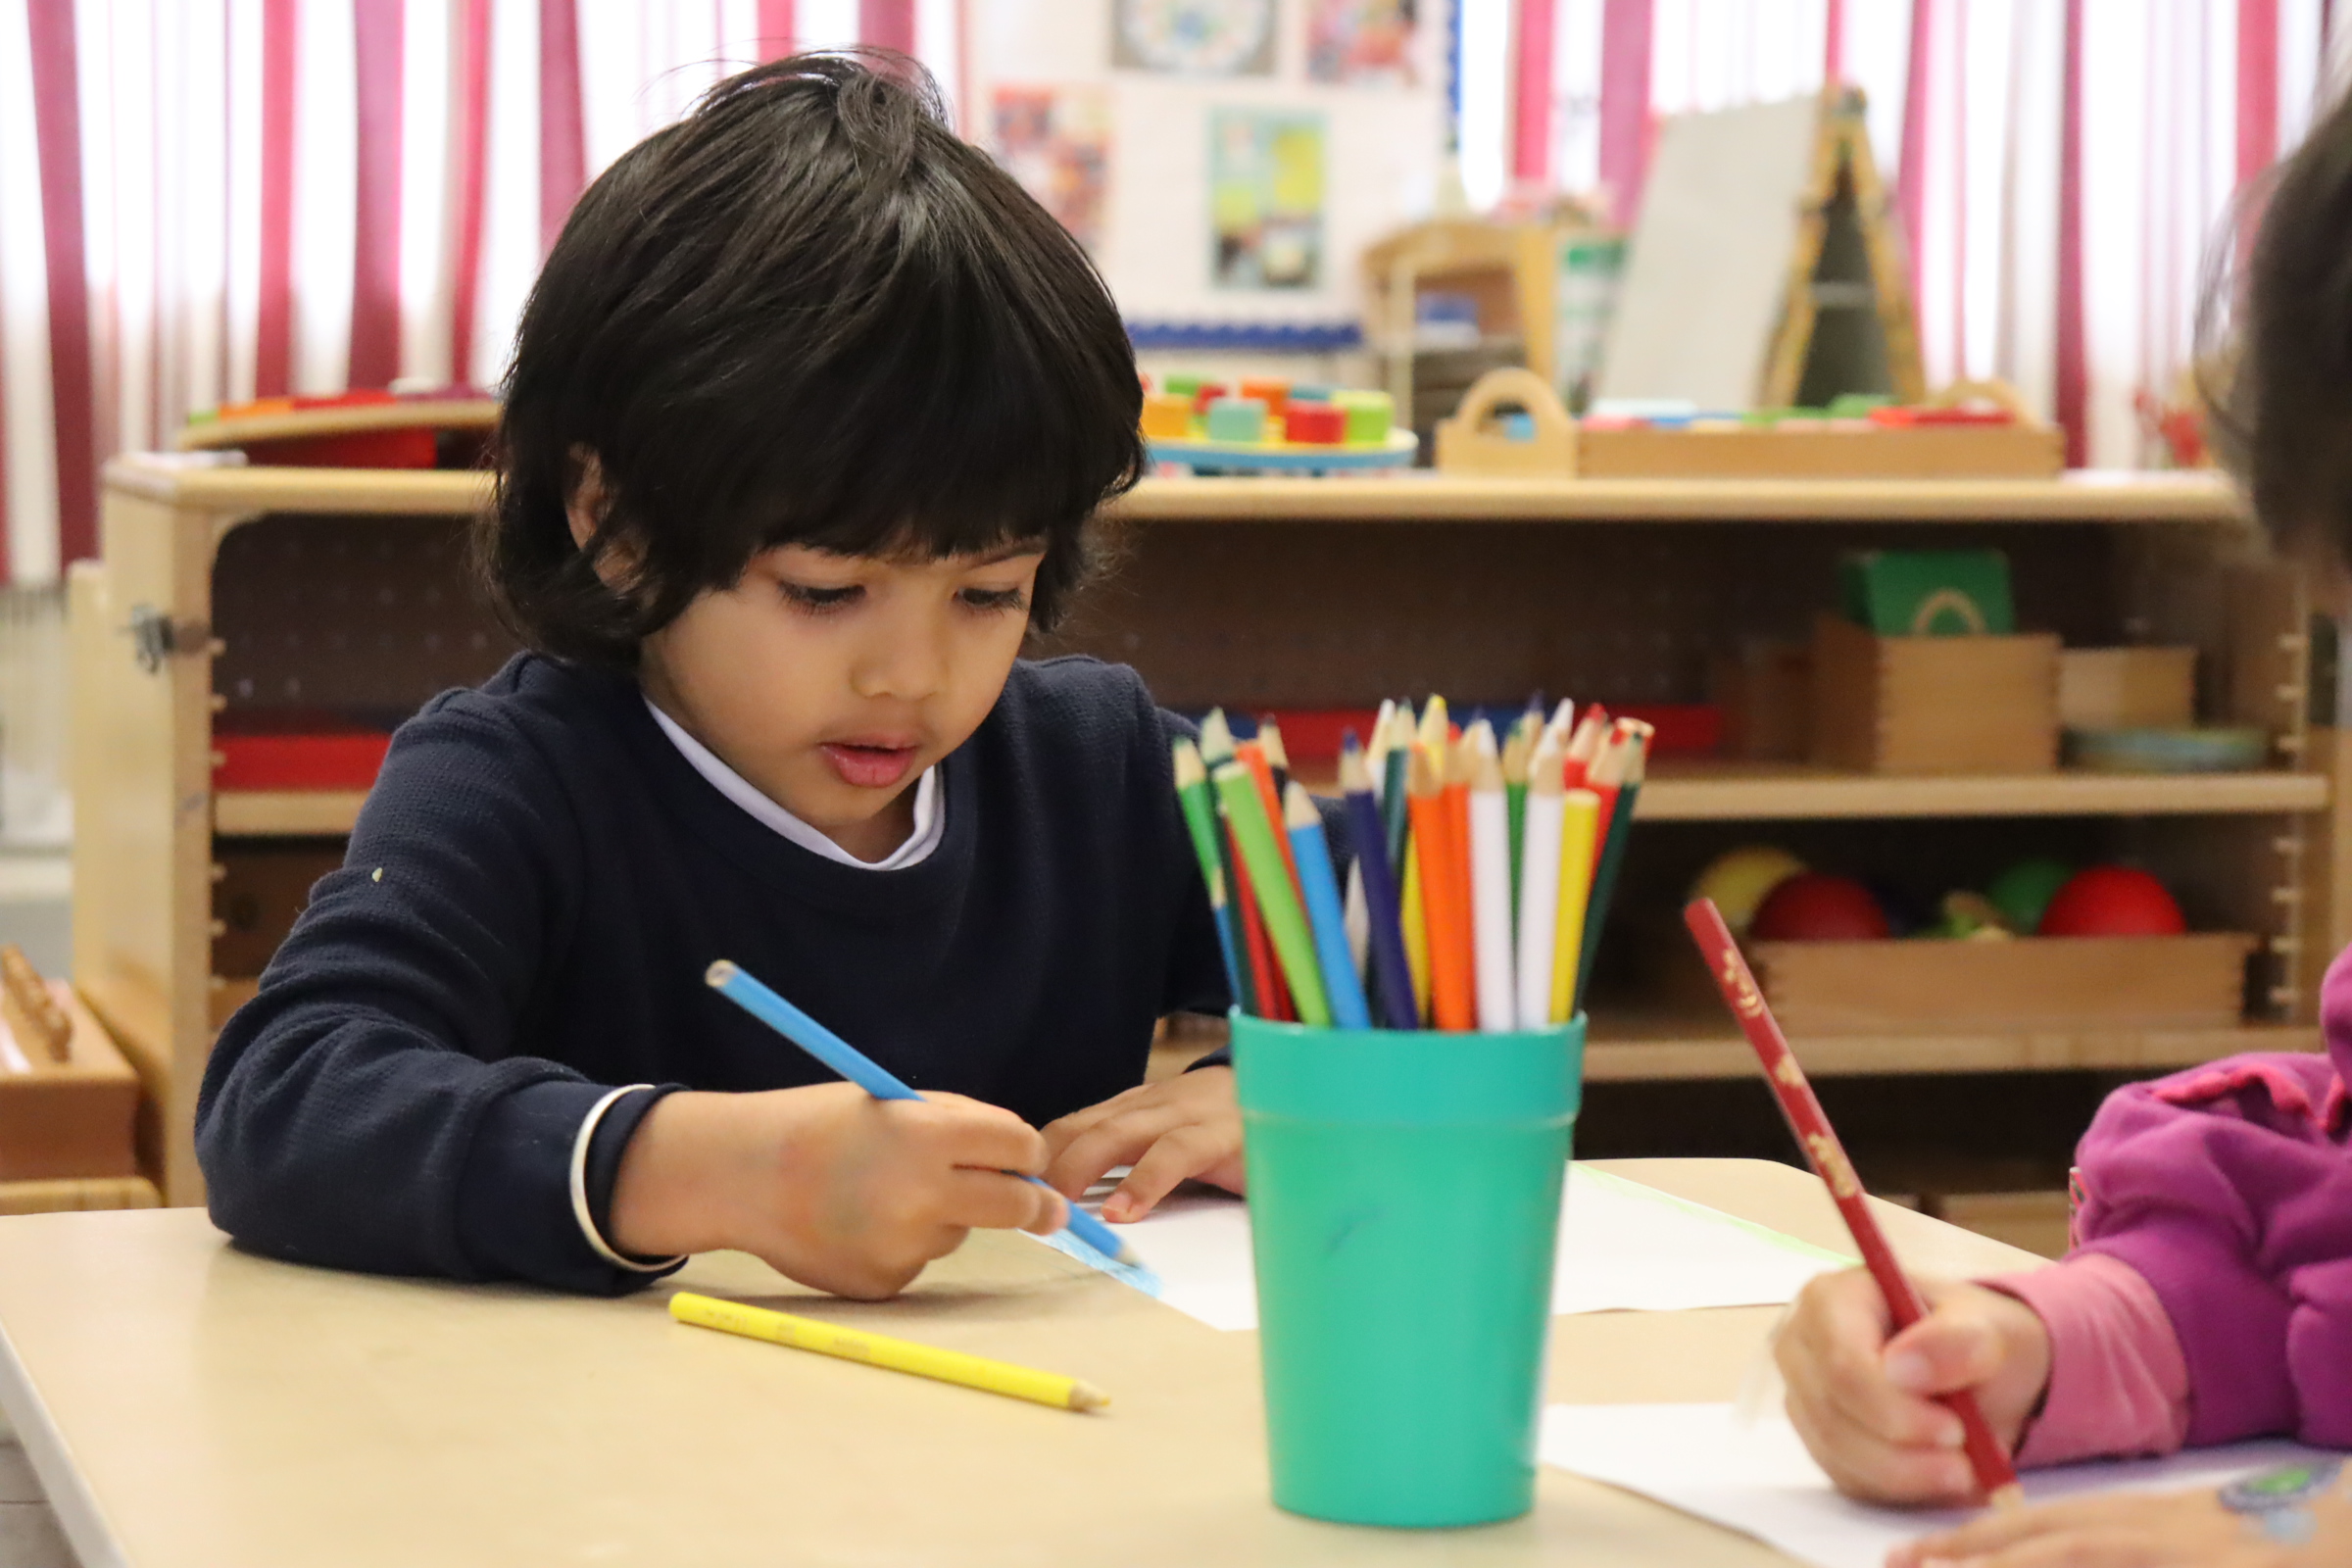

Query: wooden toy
<box><xmin>1141</xmin><ymin>377</ymin><xmax>1414</xmax><ymax>473</ymax></box>
<box><xmin>2038</xmin><ymin>867</ymin><xmax>2188</xmax><ymax>937</ymax></box>
<box><xmin>1432</xmin><ymin>368</ymin><xmax>1576</xmax><ymax>476</ymax></box>
<box><xmin>1810</xmin><ymin>614</ymin><xmax>2061</xmax><ymax>774</ymax></box>
<box><xmin>1840</xmin><ymin>549</ymin><xmax>2016</xmax><ymax>636</ymax></box>
<box><xmin>1747</xmin><ymin>932</ymin><xmax>2256</xmax><ymax>1035</ymax></box>
<box><xmin>2057</xmin><ymin>647</ymin><xmax>2198</xmax><ymax>730</ymax></box>
<box><xmin>0</xmin><ymin>951</ymin><xmax>141</xmax><ymax>1182</ymax></box>
<box><xmin>180</xmin><ymin>391</ymin><xmax>498</xmax><ymax>469</ymax></box>
<box><xmin>1748</xmin><ymin>872</ymin><xmax>1890</xmax><ymax>942</ymax></box>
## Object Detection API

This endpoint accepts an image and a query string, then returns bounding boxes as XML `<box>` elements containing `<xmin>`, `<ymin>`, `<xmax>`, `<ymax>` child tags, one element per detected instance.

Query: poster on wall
<box><xmin>991</xmin><ymin>87</ymin><xmax>1112</xmax><ymax>251</ymax></box>
<box><xmin>1209</xmin><ymin>110</ymin><xmax>1326</xmax><ymax>290</ymax></box>
<box><xmin>1305</xmin><ymin>0</ymin><xmax>1418</xmax><ymax>85</ymax></box>
<box><xmin>1112</xmin><ymin>0</ymin><xmax>1277</xmax><ymax>76</ymax></box>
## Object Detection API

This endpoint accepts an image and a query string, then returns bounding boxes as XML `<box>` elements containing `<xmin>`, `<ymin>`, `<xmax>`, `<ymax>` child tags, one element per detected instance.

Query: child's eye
<box><xmin>780</xmin><ymin>582</ymin><xmax>862</xmax><ymax>612</ymax></box>
<box><xmin>959</xmin><ymin>587</ymin><xmax>1029</xmax><ymax>613</ymax></box>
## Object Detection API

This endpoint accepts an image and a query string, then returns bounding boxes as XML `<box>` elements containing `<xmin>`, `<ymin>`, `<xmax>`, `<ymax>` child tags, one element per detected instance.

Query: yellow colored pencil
<box><xmin>669</xmin><ymin>1292</ymin><xmax>1109</xmax><ymax>1412</ymax></box>
<box><xmin>1400</xmin><ymin>818</ymin><xmax>1432</xmax><ymax>1022</ymax></box>
<box><xmin>1547</xmin><ymin>788</ymin><xmax>1603</xmax><ymax>1023</ymax></box>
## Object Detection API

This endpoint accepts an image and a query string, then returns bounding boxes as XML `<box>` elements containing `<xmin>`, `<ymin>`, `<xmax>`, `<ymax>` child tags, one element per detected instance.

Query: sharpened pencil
<box><xmin>1514</xmin><ymin>728</ymin><xmax>1566</xmax><ymax>1030</ymax></box>
<box><xmin>1341</xmin><ymin>735</ymin><xmax>1418</xmax><ymax>1032</ymax></box>
<box><xmin>1466</xmin><ymin>722</ymin><xmax>1515</xmax><ymax>1033</ymax></box>
<box><xmin>1286</xmin><ymin>781</ymin><xmax>1370</xmax><ymax>1029</ymax></box>
<box><xmin>1411</xmin><ymin>745</ymin><xmax>1476</xmax><ymax>1031</ymax></box>
<box><xmin>1172</xmin><ymin>739</ymin><xmax>1250</xmax><ymax>1010</ymax></box>
<box><xmin>1573</xmin><ymin>721</ymin><xmax>1650</xmax><ymax>1015</ymax></box>
<box><xmin>1212</xmin><ymin>760</ymin><xmax>1330</xmax><ymax>1026</ymax></box>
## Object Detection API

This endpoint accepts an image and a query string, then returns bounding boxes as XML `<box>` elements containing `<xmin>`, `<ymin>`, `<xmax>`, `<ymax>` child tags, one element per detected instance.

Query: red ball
<box><xmin>2036</xmin><ymin>866</ymin><xmax>2185</xmax><ymax>937</ymax></box>
<box><xmin>1749</xmin><ymin>873</ymin><xmax>1892</xmax><ymax>942</ymax></box>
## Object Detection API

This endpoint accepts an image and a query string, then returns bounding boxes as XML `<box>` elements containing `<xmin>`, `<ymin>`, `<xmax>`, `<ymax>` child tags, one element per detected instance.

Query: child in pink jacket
<box><xmin>1779</xmin><ymin>83</ymin><xmax>2352</xmax><ymax>1568</ymax></box>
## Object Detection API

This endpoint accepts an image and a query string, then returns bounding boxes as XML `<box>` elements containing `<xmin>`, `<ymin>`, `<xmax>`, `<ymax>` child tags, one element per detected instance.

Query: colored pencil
<box><xmin>1561</xmin><ymin>707</ymin><xmax>1609</xmax><ymax>790</ymax></box>
<box><xmin>1231</xmin><ymin>830</ymin><xmax>1290</xmax><ymax>1021</ymax></box>
<box><xmin>1172</xmin><ymin>740</ymin><xmax>1250</xmax><ymax>1012</ymax></box>
<box><xmin>1408</xmin><ymin>746</ymin><xmax>1475</xmax><ymax>1030</ymax></box>
<box><xmin>1466</xmin><ymin>722</ymin><xmax>1516</xmax><ymax>1033</ymax></box>
<box><xmin>1380</xmin><ymin>705</ymin><xmax>1414</xmax><ymax>872</ymax></box>
<box><xmin>1681</xmin><ymin>901</ymin><xmax>2024</xmax><ymax>1508</ymax></box>
<box><xmin>1399</xmin><ymin>815</ymin><xmax>1432</xmax><ymax>1022</ymax></box>
<box><xmin>1501</xmin><ymin>720</ymin><xmax>1533</xmax><ymax>921</ymax></box>
<box><xmin>1514</xmin><ymin>728</ymin><xmax>1566</xmax><ymax>1030</ymax></box>
<box><xmin>1286</xmin><ymin>782</ymin><xmax>1371</xmax><ymax>1030</ymax></box>
<box><xmin>670</xmin><ymin>1292</ymin><xmax>1108</xmax><ymax>1412</ymax></box>
<box><xmin>1341</xmin><ymin>734</ymin><xmax>1418</xmax><ymax>1032</ymax></box>
<box><xmin>1258</xmin><ymin>716</ymin><xmax>1293</xmax><ymax>800</ymax></box>
<box><xmin>703</xmin><ymin>960</ymin><xmax>1138</xmax><ymax>1265</ymax></box>
<box><xmin>1236</xmin><ymin>739</ymin><xmax>1301</xmax><ymax>891</ymax></box>
<box><xmin>1212</xmin><ymin>761</ymin><xmax>1331</xmax><ymax>1027</ymax></box>
<box><xmin>1574</xmin><ymin>722</ymin><xmax>1651</xmax><ymax>1013</ymax></box>
<box><xmin>1199</xmin><ymin>708</ymin><xmax>1238</xmax><ymax>770</ymax></box>
<box><xmin>1440</xmin><ymin>732</ymin><xmax>1479</xmax><ymax>1027</ymax></box>
<box><xmin>1547</xmin><ymin>788</ymin><xmax>1602</xmax><ymax>1024</ymax></box>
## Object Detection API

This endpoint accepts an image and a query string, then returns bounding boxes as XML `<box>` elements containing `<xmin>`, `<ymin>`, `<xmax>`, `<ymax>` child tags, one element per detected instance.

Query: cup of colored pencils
<box><xmin>1172</xmin><ymin>700</ymin><xmax>1647</xmax><ymax>1530</ymax></box>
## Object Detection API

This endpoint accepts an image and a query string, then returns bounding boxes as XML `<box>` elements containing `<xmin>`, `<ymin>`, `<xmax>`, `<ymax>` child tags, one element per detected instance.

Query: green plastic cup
<box><xmin>1233</xmin><ymin>1011</ymin><xmax>1585</xmax><ymax>1529</ymax></box>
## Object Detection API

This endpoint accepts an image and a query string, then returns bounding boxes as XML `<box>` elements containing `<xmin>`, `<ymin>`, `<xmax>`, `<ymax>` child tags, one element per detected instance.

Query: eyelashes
<box><xmin>774</xmin><ymin>582</ymin><xmax>1029</xmax><ymax>616</ymax></box>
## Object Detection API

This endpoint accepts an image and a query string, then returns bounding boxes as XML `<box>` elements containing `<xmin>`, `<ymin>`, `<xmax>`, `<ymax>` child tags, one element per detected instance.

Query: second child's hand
<box><xmin>1041</xmin><ymin>1065</ymin><xmax>1246</xmax><ymax>1222</ymax></box>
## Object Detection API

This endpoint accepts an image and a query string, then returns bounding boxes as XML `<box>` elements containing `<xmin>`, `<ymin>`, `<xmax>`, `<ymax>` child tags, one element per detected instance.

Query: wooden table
<box><xmin>0</xmin><ymin>1159</ymin><xmax>2038</xmax><ymax>1568</ymax></box>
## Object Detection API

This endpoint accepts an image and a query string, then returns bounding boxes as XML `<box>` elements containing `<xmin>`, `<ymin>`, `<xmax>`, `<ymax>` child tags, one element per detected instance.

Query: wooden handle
<box><xmin>1446</xmin><ymin>368</ymin><xmax>1575</xmax><ymax>440</ymax></box>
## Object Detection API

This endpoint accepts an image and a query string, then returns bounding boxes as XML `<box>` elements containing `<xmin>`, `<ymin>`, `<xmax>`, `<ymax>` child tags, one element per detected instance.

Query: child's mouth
<box><xmin>819</xmin><ymin>741</ymin><xmax>918</xmax><ymax>790</ymax></box>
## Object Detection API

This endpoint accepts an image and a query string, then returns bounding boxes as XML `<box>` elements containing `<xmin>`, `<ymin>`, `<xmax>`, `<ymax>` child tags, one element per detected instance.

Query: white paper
<box><xmin>1058</xmin><ymin>1165</ymin><xmax>1853</xmax><ymax>1332</ymax></box>
<box><xmin>1540</xmin><ymin>1402</ymin><xmax>2331</xmax><ymax>1568</ymax></box>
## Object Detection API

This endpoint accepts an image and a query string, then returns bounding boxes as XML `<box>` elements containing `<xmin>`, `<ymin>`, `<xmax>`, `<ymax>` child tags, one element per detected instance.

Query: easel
<box><xmin>1597</xmin><ymin>87</ymin><xmax>1927</xmax><ymax>413</ymax></box>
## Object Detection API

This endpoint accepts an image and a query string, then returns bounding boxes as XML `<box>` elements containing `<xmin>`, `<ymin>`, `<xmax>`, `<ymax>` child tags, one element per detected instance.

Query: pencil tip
<box><xmin>1069</xmin><ymin>1381</ymin><xmax>1112</xmax><ymax>1412</ymax></box>
<box><xmin>704</xmin><ymin>959</ymin><xmax>737</xmax><ymax>988</ymax></box>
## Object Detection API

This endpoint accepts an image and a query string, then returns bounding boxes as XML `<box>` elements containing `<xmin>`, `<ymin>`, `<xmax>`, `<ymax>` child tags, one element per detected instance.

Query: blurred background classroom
<box><xmin>0</xmin><ymin>9</ymin><xmax>2347</xmax><ymax>1555</ymax></box>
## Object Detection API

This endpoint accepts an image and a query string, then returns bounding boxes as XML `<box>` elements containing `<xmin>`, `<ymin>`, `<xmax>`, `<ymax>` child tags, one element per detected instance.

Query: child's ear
<box><xmin>564</xmin><ymin>447</ymin><xmax>609</xmax><ymax>553</ymax></box>
<box><xmin>564</xmin><ymin>447</ymin><xmax>643</xmax><ymax>591</ymax></box>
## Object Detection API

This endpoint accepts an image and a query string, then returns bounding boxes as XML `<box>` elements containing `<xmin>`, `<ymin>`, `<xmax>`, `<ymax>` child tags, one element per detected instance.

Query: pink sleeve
<box><xmin>1983</xmin><ymin>1253</ymin><xmax>2190</xmax><ymax>1468</ymax></box>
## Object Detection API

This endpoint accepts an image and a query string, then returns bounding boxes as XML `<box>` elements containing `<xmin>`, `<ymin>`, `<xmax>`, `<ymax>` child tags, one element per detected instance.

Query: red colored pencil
<box><xmin>1683</xmin><ymin>897</ymin><xmax>2024</xmax><ymax>1509</ymax></box>
<box><xmin>1229</xmin><ymin>819</ymin><xmax>1291</xmax><ymax>1020</ymax></box>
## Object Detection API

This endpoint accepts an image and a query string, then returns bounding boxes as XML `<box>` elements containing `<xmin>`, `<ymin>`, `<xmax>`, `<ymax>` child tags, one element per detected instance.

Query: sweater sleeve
<box><xmin>2062</xmin><ymin>1051</ymin><xmax>2352</xmax><ymax>1448</ymax></box>
<box><xmin>195</xmin><ymin>696</ymin><xmax>664</xmax><ymax>1295</ymax></box>
<box><xmin>1984</xmin><ymin>1253</ymin><xmax>2191</xmax><ymax>1466</ymax></box>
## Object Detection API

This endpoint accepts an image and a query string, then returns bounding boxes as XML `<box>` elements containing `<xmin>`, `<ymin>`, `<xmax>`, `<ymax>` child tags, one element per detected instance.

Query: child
<box><xmin>1777</xmin><ymin>85</ymin><xmax>2352</xmax><ymax>1568</ymax></box>
<box><xmin>196</xmin><ymin>54</ymin><xmax>1250</xmax><ymax>1302</ymax></box>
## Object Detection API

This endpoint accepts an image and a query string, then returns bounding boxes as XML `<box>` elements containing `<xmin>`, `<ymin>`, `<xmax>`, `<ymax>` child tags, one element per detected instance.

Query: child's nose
<box><xmin>850</xmin><ymin>618</ymin><xmax>947</xmax><ymax>702</ymax></box>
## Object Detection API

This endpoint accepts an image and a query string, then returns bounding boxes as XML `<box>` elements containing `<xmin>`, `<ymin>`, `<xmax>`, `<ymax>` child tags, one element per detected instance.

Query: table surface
<box><xmin>0</xmin><ymin>1159</ymin><xmax>2038</xmax><ymax>1568</ymax></box>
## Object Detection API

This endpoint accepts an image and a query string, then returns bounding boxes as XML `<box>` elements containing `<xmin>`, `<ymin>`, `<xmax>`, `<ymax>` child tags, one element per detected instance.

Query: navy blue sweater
<box><xmin>196</xmin><ymin>653</ymin><xmax>1235</xmax><ymax>1293</ymax></box>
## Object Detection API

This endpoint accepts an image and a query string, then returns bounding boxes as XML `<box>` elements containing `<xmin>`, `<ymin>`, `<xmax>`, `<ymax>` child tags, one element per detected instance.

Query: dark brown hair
<box><xmin>484</xmin><ymin>51</ymin><xmax>1144</xmax><ymax>668</ymax></box>
<box><xmin>2204</xmin><ymin>85</ymin><xmax>2352</xmax><ymax>557</ymax></box>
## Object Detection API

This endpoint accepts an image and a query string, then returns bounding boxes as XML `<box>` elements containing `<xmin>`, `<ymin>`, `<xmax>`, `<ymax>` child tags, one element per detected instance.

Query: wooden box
<box><xmin>1575</xmin><ymin>422</ymin><xmax>2065</xmax><ymax>480</ymax></box>
<box><xmin>2057</xmin><ymin>646</ymin><xmax>2197</xmax><ymax>730</ymax></box>
<box><xmin>0</xmin><ymin>982</ymin><xmax>141</xmax><ymax>1181</ymax></box>
<box><xmin>1747</xmin><ymin>933</ymin><xmax>2256</xmax><ymax>1035</ymax></box>
<box><xmin>1810</xmin><ymin>613</ymin><xmax>2060</xmax><ymax>773</ymax></box>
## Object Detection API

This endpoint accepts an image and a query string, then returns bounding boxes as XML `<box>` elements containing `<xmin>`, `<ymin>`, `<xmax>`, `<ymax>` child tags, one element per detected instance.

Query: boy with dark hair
<box><xmin>197</xmin><ymin>53</ymin><xmax>1247</xmax><ymax>1300</ymax></box>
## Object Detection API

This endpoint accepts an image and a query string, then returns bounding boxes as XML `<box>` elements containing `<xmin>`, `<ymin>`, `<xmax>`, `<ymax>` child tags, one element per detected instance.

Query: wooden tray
<box><xmin>0</xmin><ymin>982</ymin><xmax>141</xmax><ymax>1181</ymax></box>
<box><xmin>1748</xmin><ymin>933</ymin><xmax>2257</xmax><ymax>1035</ymax></box>
<box><xmin>1577</xmin><ymin>421</ymin><xmax>2064</xmax><ymax>479</ymax></box>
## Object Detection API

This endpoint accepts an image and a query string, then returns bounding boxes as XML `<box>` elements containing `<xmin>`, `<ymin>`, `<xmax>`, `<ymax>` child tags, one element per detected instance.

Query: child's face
<box><xmin>637</xmin><ymin>540</ymin><xmax>1043</xmax><ymax>860</ymax></box>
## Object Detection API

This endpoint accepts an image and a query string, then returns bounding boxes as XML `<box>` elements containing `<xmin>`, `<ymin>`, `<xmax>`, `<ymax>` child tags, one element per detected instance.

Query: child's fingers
<box><xmin>1785</xmin><ymin>1386</ymin><xmax>1980</xmax><ymax>1504</ymax></box>
<box><xmin>914</xmin><ymin>1093</ymin><xmax>1053</xmax><ymax>1177</ymax></box>
<box><xmin>1102</xmin><ymin>1124</ymin><xmax>1229</xmax><ymax>1221</ymax></box>
<box><xmin>1041</xmin><ymin>1107</ymin><xmax>1185</xmax><ymax>1200</ymax></box>
<box><xmin>1891</xmin><ymin>1495</ymin><xmax>2177</xmax><ymax>1567</ymax></box>
<box><xmin>1884</xmin><ymin>1309</ymin><xmax>2006</xmax><ymax>1397</ymax></box>
<box><xmin>939</xmin><ymin>1166</ymin><xmax>1066</xmax><ymax>1236</ymax></box>
<box><xmin>1784</xmin><ymin>1275</ymin><xmax>1966</xmax><ymax>1452</ymax></box>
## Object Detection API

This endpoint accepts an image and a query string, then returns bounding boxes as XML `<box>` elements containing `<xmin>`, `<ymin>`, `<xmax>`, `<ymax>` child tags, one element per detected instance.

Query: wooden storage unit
<box><xmin>73</xmin><ymin>461</ymin><xmax>2329</xmax><ymax>1215</ymax></box>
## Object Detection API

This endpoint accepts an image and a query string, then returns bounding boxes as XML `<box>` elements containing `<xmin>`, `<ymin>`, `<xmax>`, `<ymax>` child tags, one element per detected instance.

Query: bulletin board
<box><xmin>964</xmin><ymin>1</ymin><xmax>1450</xmax><ymax>347</ymax></box>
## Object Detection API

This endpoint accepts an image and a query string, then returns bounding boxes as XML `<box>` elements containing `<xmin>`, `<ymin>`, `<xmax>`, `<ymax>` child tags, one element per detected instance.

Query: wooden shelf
<box><xmin>1636</xmin><ymin>760</ymin><xmax>2329</xmax><ymax>820</ymax></box>
<box><xmin>1584</xmin><ymin>1007</ymin><xmax>2321</xmax><ymax>1081</ymax></box>
<box><xmin>214</xmin><ymin>791</ymin><xmax>368</xmax><ymax>836</ymax></box>
<box><xmin>107</xmin><ymin>454</ymin><xmax>2248</xmax><ymax>527</ymax></box>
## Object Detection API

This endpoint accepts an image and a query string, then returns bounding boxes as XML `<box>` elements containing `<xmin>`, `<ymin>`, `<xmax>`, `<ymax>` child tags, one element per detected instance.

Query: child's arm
<box><xmin>195</xmin><ymin>696</ymin><xmax>1062</xmax><ymax>1296</ymax></box>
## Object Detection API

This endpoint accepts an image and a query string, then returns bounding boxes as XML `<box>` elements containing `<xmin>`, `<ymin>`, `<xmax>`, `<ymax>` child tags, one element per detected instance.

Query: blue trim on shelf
<box><xmin>1127</xmin><ymin>320</ymin><xmax>1364</xmax><ymax>352</ymax></box>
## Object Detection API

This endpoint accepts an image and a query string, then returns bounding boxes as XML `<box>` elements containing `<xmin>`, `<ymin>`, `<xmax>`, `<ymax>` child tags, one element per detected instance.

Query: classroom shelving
<box><xmin>72</xmin><ymin>458</ymin><xmax>2334</xmax><ymax>1227</ymax></box>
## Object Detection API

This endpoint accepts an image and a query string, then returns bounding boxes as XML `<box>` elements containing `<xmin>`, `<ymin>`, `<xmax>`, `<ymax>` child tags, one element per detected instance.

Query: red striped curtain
<box><xmin>0</xmin><ymin>0</ymin><xmax>939</xmax><ymax>587</ymax></box>
<box><xmin>1503</xmin><ymin>0</ymin><xmax>2329</xmax><ymax>468</ymax></box>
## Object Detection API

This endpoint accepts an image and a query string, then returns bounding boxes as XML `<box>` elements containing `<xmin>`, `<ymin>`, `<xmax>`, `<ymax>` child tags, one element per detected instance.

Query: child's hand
<box><xmin>1040</xmin><ymin>1066</ymin><xmax>1245</xmax><ymax>1222</ymax></box>
<box><xmin>608</xmin><ymin>1084</ymin><xmax>1066</xmax><ymax>1299</ymax></box>
<box><xmin>1888</xmin><ymin>1484</ymin><xmax>2339</xmax><ymax>1568</ymax></box>
<box><xmin>1777</xmin><ymin>1269</ymin><xmax>2052</xmax><ymax>1504</ymax></box>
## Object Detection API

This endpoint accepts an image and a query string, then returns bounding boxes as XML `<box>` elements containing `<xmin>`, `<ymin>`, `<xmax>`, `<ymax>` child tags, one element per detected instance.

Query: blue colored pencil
<box><xmin>1338</xmin><ymin>735</ymin><xmax>1418</xmax><ymax>1031</ymax></box>
<box><xmin>1281</xmin><ymin>781</ymin><xmax>1371</xmax><ymax>1030</ymax></box>
<box><xmin>705</xmin><ymin>959</ymin><xmax>1140</xmax><ymax>1265</ymax></box>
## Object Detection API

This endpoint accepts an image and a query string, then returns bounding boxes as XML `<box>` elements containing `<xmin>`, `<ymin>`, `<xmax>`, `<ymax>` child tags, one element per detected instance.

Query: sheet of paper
<box><xmin>1043</xmin><ymin>1165</ymin><xmax>1852</xmax><ymax>1331</ymax></box>
<box><xmin>1540</xmin><ymin>1402</ymin><xmax>2330</xmax><ymax>1568</ymax></box>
